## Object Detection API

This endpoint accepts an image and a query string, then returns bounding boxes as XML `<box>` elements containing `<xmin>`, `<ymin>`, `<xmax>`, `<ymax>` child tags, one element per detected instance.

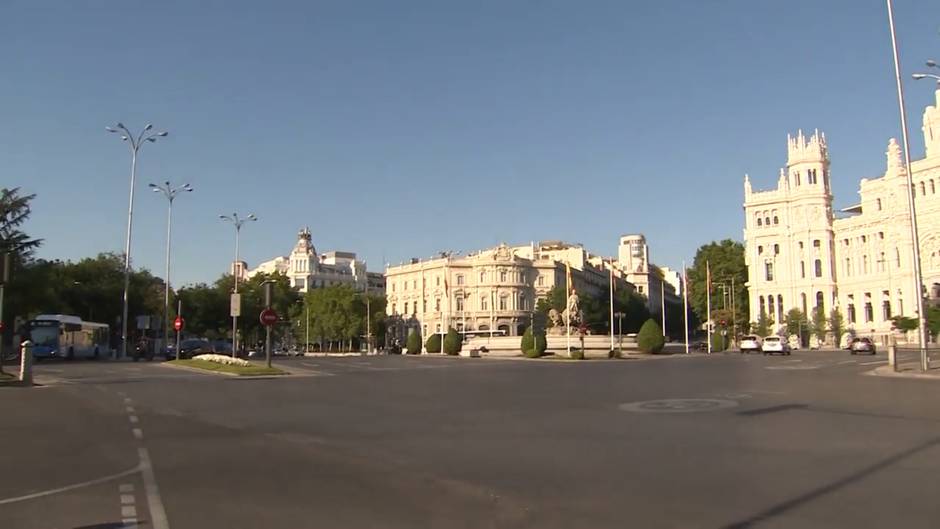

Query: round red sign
<box><xmin>260</xmin><ymin>308</ymin><xmax>278</xmax><ymax>326</ymax></box>
<box><xmin>174</xmin><ymin>316</ymin><xmax>184</xmax><ymax>332</ymax></box>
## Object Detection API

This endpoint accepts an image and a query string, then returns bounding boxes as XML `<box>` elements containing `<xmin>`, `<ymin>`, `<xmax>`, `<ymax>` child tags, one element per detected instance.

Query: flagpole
<box><xmin>683</xmin><ymin>261</ymin><xmax>690</xmax><ymax>354</ymax></box>
<box><xmin>660</xmin><ymin>279</ymin><xmax>666</xmax><ymax>339</ymax></box>
<box><xmin>566</xmin><ymin>262</ymin><xmax>571</xmax><ymax>356</ymax></box>
<box><xmin>706</xmin><ymin>260</ymin><xmax>712</xmax><ymax>354</ymax></box>
<box><xmin>609</xmin><ymin>266</ymin><xmax>615</xmax><ymax>353</ymax></box>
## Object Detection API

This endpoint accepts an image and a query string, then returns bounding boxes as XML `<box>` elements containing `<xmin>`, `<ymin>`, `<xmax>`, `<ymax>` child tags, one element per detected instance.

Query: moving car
<box><xmin>850</xmin><ymin>337</ymin><xmax>876</xmax><ymax>355</ymax></box>
<box><xmin>177</xmin><ymin>339</ymin><xmax>214</xmax><ymax>359</ymax></box>
<box><xmin>739</xmin><ymin>335</ymin><xmax>762</xmax><ymax>354</ymax></box>
<box><xmin>761</xmin><ymin>336</ymin><xmax>791</xmax><ymax>355</ymax></box>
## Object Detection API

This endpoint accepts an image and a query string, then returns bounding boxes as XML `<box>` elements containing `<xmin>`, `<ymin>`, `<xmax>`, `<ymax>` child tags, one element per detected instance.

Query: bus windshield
<box><xmin>30</xmin><ymin>324</ymin><xmax>59</xmax><ymax>348</ymax></box>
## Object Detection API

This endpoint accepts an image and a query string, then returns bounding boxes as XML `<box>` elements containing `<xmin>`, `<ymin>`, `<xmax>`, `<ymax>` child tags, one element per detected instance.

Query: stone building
<box><xmin>743</xmin><ymin>88</ymin><xmax>940</xmax><ymax>337</ymax></box>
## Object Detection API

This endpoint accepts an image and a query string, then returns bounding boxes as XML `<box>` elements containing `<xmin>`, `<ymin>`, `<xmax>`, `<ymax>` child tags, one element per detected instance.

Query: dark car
<box><xmin>177</xmin><ymin>339</ymin><xmax>214</xmax><ymax>359</ymax></box>
<box><xmin>849</xmin><ymin>337</ymin><xmax>876</xmax><ymax>355</ymax></box>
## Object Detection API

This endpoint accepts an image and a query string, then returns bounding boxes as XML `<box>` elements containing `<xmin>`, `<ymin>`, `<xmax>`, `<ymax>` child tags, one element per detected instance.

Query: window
<box><xmin>392</xmin><ymin>282</ymin><xmax>396</xmax><ymax>292</ymax></box>
<box><xmin>456</xmin><ymin>296</ymin><xmax>464</xmax><ymax>311</ymax></box>
<box><xmin>436</xmin><ymin>276</ymin><xmax>440</xmax><ymax>286</ymax></box>
<box><xmin>518</xmin><ymin>293</ymin><xmax>527</xmax><ymax>311</ymax></box>
<box><xmin>500</xmin><ymin>271</ymin><xmax>507</xmax><ymax>282</ymax></box>
<box><xmin>765</xmin><ymin>217</ymin><xmax>771</xmax><ymax>226</ymax></box>
<box><xmin>404</xmin><ymin>302</ymin><xmax>409</xmax><ymax>314</ymax></box>
<box><xmin>295</xmin><ymin>278</ymin><xmax>305</xmax><ymax>289</ymax></box>
<box><xmin>808</xmin><ymin>168</ymin><xmax>817</xmax><ymax>184</ymax></box>
<box><xmin>758</xmin><ymin>245</ymin><xmax>763</xmax><ymax>255</ymax></box>
<box><xmin>896</xmin><ymin>248</ymin><xmax>901</xmax><ymax>268</ymax></box>
<box><xmin>759</xmin><ymin>296</ymin><xmax>766</xmax><ymax>316</ymax></box>
<box><xmin>480</xmin><ymin>272</ymin><xmax>486</xmax><ymax>283</ymax></box>
<box><xmin>412</xmin><ymin>280</ymin><xmax>417</xmax><ymax>289</ymax></box>
<box><xmin>773</xmin><ymin>216</ymin><xmax>779</xmax><ymax>225</ymax></box>
<box><xmin>774</xmin><ymin>244</ymin><xmax>780</xmax><ymax>255</ymax></box>
<box><xmin>457</xmin><ymin>274</ymin><xmax>464</xmax><ymax>286</ymax></box>
<box><xmin>777</xmin><ymin>295</ymin><xmax>784</xmax><ymax>319</ymax></box>
<box><xmin>864</xmin><ymin>302</ymin><xmax>874</xmax><ymax>323</ymax></box>
<box><xmin>435</xmin><ymin>298</ymin><xmax>440</xmax><ymax>312</ymax></box>
<box><xmin>499</xmin><ymin>295</ymin><xmax>508</xmax><ymax>311</ymax></box>
<box><xmin>848</xmin><ymin>304</ymin><xmax>856</xmax><ymax>323</ymax></box>
<box><xmin>844</xmin><ymin>258</ymin><xmax>851</xmax><ymax>277</ymax></box>
<box><xmin>799</xmin><ymin>241</ymin><xmax>804</xmax><ymax>250</ymax></box>
<box><xmin>816</xmin><ymin>291</ymin><xmax>824</xmax><ymax>313</ymax></box>
<box><xmin>767</xmin><ymin>296</ymin><xmax>775</xmax><ymax>320</ymax></box>
<box><xmin>920</xmin><ymin>182</ymin><xmax>926</xmax><ymax>196</ymax></box>
<box><xmin>814</xmin><ymin>259</ymin><xmax>822</xmax><ymax>278</ymax></box>
<box><xmin>481</xmin><ymin>296</ymin><xmax>488</xmax><ymax>311</ymax></box>
<box><xmin>795</xmin><ymin>171</ymin><xmax>801</xmax><ymax>186</ymax></box>
<box><xmin>801</xmin><ymin>293</ymin><xmax>808</xmax><ymax>315</ymax></box>
<box><xmin>422</xmin><ymin>300</ymin><xmax>427</xmax><ymax>312</ymax></box>
<box><xmin>403</xmin><ymin>281</ymin><xmax>407</xmax><ymax>291</ymax></box>
<box><xmin>883</xmin><ymin>300</ymin><xmax>892</xmax><ymax>321</ymax></box>
<box><xmin>932</xmin><ymin>180</ymin><xmax>936</xmax><ymax>194</ymax></box>
<box><xmin>757</xmin><ymin>218</ymin><xmax>763</xmax><ymax>227</ymax></box>
<box><xmin>801</xmin><ymin>261</ymin><xmax>806</xmax><ymax>278</ymax></box>
<box><xmin>765</xmin><ymin>261</ymin><xmax>774</xmax><ymax>281</ymax></box>
<box><xmin>537</xmin><ymin>275</ymin><xmax>544</xmax><ymax>286</ymax></box>
<box><xmin>879</xmin><ymin>232</ymin><xmax>884</xmax><ymax>240</ymax></box>
<box><xmin>813</xmin><ymin>240</ymin><xmax>821</xmax><ymax>248</ymax></box>
<box><xmin>863</xmin><ymin>255</ymin><xmax>869</xmax><ymax>274</ymax></box>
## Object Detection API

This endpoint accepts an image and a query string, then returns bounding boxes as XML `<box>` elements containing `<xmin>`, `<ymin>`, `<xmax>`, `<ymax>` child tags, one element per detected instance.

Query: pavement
<box><xmin>3</xmin><ymin>350</ymin><xmax>940</xmax><ymax>528</ymax></box>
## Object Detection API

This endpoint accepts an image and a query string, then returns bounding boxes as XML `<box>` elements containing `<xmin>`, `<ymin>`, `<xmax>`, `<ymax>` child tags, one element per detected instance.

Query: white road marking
<box><xmin>132</xmin><ymin>428</ymin><xmax>143</xmax><ymax>440</ymax></box>
<box><xmin>119</xmin><ymin>483</ymin><xmax>135</xmax><ymax>493</ymax></box>
<box><xmin>137</xmin><ymin>446</ymin><xmax>170</xmax><ymax>529</ymax></box>
<box><xmin>836</xmin><ymin>360</ymin><xmax>856</xmax><ymax>365</ymax></box>
<box><xmin>860</xmin><ymin>360</ymin><xmax>887</xmax><ymax>366</ymax></box>
<box><xmin>126</xmin><ymin>406</ymin><xmax>135</xmax><ymax>413</ymax></box>
<box><xmin>121</xmin><ymin>505</ymin><xmax>137</xmax><ymax>518</ymax></box>
<box><xmin>129</xmin><ymin>415</ymin><xmax>139</xmax><ymax>424</ymax></box>
<box><xmin>0</xmin><ymin>466</ymin><xmax>140</xmax><ymax>505</ymax></box>
<box><xmin>123</xmin><ymin>519</ymin><xmax>138</xmax><ymax>527</ymax></box>
<box><xmin>120</xmin><ymin>493</ymin><xmax>135</xmax><ymax>504</ymax></box>
<box><xmin>124</xmin><ymin>397</ymin><xmax>133</xmax><ymax>405</ymax></box>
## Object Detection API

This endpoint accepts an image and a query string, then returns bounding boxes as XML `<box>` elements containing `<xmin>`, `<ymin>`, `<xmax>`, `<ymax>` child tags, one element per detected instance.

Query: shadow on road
<box><xmin>721</xmin><ymin>436</ymin><xmax>940</xmax><ymax>528</ymax></box>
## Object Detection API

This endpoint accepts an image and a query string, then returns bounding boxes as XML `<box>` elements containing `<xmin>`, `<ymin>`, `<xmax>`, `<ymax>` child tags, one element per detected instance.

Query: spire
<box><xmin>778</xmin><ymin>167</ymin><xmax>787</xmax><ymax>190</ymax></box>
<box><xmin>744</xmin><ymin>173</ymin><xmax>752</xmax><ymax>195</ymax></box>
<box><xmin>886</xmin><ymin>137</ymin><xmax>906</xmax><ymax>176</ymax></box>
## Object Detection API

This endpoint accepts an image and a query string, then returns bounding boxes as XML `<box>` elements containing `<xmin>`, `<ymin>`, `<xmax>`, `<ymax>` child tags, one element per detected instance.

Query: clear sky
<box><xmin>4</xmin><ymin>1</ymin><xmax>940</xmax><ymax>286</ymax></box>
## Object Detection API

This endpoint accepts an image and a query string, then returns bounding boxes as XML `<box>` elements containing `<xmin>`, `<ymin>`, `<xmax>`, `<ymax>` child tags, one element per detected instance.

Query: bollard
<box><xmin>888</xmin><ymin>344</ymin><xmax>897</xmax><ymax>372</ymax></box>
<box><xmin>19</xmin><ymin>340</ymin><xmax>32</xmax><ymax>385</ymax></box>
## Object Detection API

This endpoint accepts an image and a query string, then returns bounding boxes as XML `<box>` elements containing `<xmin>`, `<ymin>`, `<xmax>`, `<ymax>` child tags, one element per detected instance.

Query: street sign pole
<box><xmin>0</xmin><ymin>253</ymin><xmax>9</xmax><ymax>375</ymax></box>
<box><xmin>174</xmin><ymin>300</ymin><xmax>183</xmax><ymax>361</ymax></box>
<box><xmin>264</xmin><ymin>282</ymin><xmax>273</xmax><ymax>369</ymax></box>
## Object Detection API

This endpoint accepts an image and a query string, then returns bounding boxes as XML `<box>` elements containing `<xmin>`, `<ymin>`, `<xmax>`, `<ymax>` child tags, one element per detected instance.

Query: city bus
<box><xmin>28</xmin><ymin>314</ymin><xmax>112</xmax><ymax>360</ymax></box>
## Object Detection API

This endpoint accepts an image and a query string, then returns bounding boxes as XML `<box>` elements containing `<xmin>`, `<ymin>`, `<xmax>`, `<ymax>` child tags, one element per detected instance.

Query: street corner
<box><xmin>867</xmin><ymin>364</ymin><xmax>940</xmax><ymax>380</ymax></box>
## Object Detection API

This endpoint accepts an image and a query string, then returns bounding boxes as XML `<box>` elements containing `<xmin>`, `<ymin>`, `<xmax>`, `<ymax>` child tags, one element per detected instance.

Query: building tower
<box><xmin>923</xmin><ymin>88</ymin><xmax>940</xmax><ymax>159</ymax></box>
<box><xmin>744</xmin><ymin>130</ymin><xmax>837</xmax><ymax>330</ymax></box>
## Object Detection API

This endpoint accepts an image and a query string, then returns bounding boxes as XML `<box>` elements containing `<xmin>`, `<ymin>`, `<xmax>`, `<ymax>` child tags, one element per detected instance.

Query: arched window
<box><xmin>480</xmin><ymin>295</ymin><xmax>488</xmax><ymax>311</ymax></box>
<box><xmin>500</xmin><ymin>271</ymin><xmax>507</xmax><ymax>282</ymax></box>
<box><xmin>795</xmin><ymin>171</ymin><xmax>801</xmax><ymax>186</ymax></box>
<box><xmin>920</xmin><ymin>182</ymin><xmax>926</xmax><ymax>196</ymax></box>
<box><xmin>882</xmin><ymin>300</ymin><xmax>892</xmax><ymax>321</ymax></box>
<box><xmin>814</xmin><ymin>259</ymin><xmax>822</xmax><ymax>277</ymax></box>
<box><xmin>499</xmin><ymin>294</ymin><xmax>508</xmax><ymax>311</ymax></box>
<box><xmin>816</xmin><ymin>291</ymin><xmax>824</xmax><ymax>313</ymax></box>
<box><xmin>773</xmin><ymin>216</ymin><xmax>779</xmax><ymax>225</ymax></box>
<box><xmin>757</xmin><ymin>217</ymin><xmax>762</xmax><ymax>227</ymax></box>
<box><xmin>758</xmin><ymin>245</ymin><xmax>764</xmax><ymax>255</ymax></box>
<box><xmin>767</xmin><ymin>296</ymin><xmax>775</xmax><ymax>320</ymax></box>
<box><xmin>480</xmin><ymin>271</ymin><xmax>486</xmax><ymax>283</ymax></box>
<box><xmin>765</xmin><ymin>217</ymin><xmax>771</xmax><ymax>226</ymax></box>
<box><xmin>777</xmin><ymin>295</ymin><xmax>784</xmax><ymax>320</ymax></box>
<box><xmin>877</xmin><ymin>198</ymin><xmax>883</xmax><ymax>210</ymax></box>
<box><xmin>801</xmin><ymin>293</ymin><xmax>808</xmax><ymax>315</ymax></box>
<box><xmin>759</xmin><ymin>296</ymin><xmax>766</xmax><ymax>316</ymax></box>
<box><xmin>847</xmin><ymin>304</ymin><xmax>856</xmax><ymax>323</ymax></box>
<box><xmin>932</xmin><ymin>180</ymin><xmax>936</xmax><ymax>194</ymax></box>
<box><xmin>404</xmin><ymin>302</ymin><xmax>409</xmax><ymax>314</ymax></box>
<box><xmin>774</xmin><ymin>244</ymin><xmax>780</xmax><ymax>255</ymax></box>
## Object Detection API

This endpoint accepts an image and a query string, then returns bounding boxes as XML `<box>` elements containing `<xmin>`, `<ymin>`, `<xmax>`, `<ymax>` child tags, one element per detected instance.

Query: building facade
<box><xmin>384</xmin><ymin>241</ymin><xmax>634</xmax><ymax>344</ymax></box>
<box><xmin>617</xmin><ymin>234</ymin><xmax>679</xmax><ymax>314</ymax></box>
<box><xmin>242</xmin><ymin>227</ymin><xmax>384</xmax><ymax>293</ymax></box>
<box><xmin>743</xmin><ymin>88</ymin><xmax>940</xmax><ymax>336</ymax></box>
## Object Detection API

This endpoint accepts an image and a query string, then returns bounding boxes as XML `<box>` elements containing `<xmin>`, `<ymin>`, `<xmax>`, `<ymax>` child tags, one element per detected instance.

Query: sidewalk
<box><xmin>869</xmin><ymin>361</ymin><xmax>940</xmax><ymax>380</ymax></box>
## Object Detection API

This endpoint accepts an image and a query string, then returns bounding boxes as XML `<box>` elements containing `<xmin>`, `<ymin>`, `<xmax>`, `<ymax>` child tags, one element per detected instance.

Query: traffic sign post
<box><xmin>174</xmin><ymin>316</ymin><xmax>184</xmax><ymax>332</ymax></box>
<box><xmin>259</xmin><ymin>309</ymin><xmax>278</xmax><ymax>326</ymax></box>
<box><xmin>175</xmin><ymin>299</ymin><xmax>183</xmax><ymax>361</ymax></box>
<box><xmin>261</xmin><ymin>281</ymin><xmax>275</xmax><ymax>368</ymax></box>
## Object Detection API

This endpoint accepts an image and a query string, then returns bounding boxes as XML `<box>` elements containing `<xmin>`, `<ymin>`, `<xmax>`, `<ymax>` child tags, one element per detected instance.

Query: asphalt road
<box><xmin>3</xmin><ymin>350</ymin><xmax>939</xmax><ymax>529</ymax></box>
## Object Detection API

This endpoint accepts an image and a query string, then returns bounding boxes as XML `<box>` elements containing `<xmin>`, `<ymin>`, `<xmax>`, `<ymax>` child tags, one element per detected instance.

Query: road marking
<box><xmin>0</xmin><ymin>466</ymin><xmax>140</xmax><ymax>505</ymax></box>
<box><xmin>860</xmin><ymin>360</ymin><xmax>886</xmax><ymax>366</ymax></box>
<box><xmin>123</xmin><ymin>519</ymin><xmax>138</xmax><ymax>528</ymax></box>
<box><xmin>124</xmin><ymin>397</ymin><xmax>133</xmax><ymax>405</ymax></box>
<box><xmin>138</xmin><ymin>446</ymin><xmax>170</xmax><ymax>529</ymax></box>
<box><xmin>129</xmin><ymin>415</ymin><xmax>139</xmax><ymax>424</ymax></box>
<box><xmin>119</xmin><ymin>484</ymin><xmax>135</xmax><ymax>493</ymax></box>
<box><xmin>121</xmin><ymin>505</ymin><xmax>137</xmax><ymax>518</ymax></box>
<box><xmin>120</xmin><ymin>493</ymin><xmax>135</xmax><ymax>504</ymax></box>
<box><xmin>619</xmin><ymin>398</ymin><xmax>739</xmax><ymax>413</ymax></box>
<box><xmin>836</xmin><ymin>360</ymin><xmax>856</xmax><ymax>365</ymax></box>
<box><xmin>132</xmin><ymin>428</ymin><xmax>143</xmax><ymax>440</ymax></box>
<box><xmin>126</xmin><ymin>406</ymin><xmax>136</xmax><ymax>413</ymax></box>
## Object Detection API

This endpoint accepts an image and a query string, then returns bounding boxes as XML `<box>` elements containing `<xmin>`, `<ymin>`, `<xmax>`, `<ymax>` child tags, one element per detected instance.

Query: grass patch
<box><xmin>0</xmin><ymin>370</ymin><xmax>21</xmax><ymax>386</ymax></box>
<box><xmin>168</xmin><ymin>359</ymin><xmax>286</xmax><ymax>376</ymax></box>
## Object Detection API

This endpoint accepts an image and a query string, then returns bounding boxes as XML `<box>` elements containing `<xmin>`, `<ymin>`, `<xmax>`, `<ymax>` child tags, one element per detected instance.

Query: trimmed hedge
<box><xmin>425</xmin><ymin>333</ymin><xmax>442</xmax><ymax>354</ymax></box>
<box><xmin>521</xmin><ymin>326</ymin><xmax>547</xmax><ymax>358</ymax></box>
<box><xmin>443</xmin><ymin>328</ymin><xmax>462</xmax><ymax>355</ymax></box>
<box><xmin>569</xmin><ymin>348</ymin><xmax>585</xmax><ymax>360</ymax></box>
<box><xmin>406</xmin><ymin>331</ymin><xmax>422</xmax><ymax>354</ymax></box>
<box><xmin>637</xmin><ymin>319</ymin><xmax>665</xmax><ymax>354</ymax></box>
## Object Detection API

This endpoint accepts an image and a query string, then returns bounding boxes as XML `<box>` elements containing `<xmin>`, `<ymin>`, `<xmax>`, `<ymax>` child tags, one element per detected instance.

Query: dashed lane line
<box><xmin>0</xmin><ymin>466</ymin><xmax>140</xmax><ymax>505</ymax></box>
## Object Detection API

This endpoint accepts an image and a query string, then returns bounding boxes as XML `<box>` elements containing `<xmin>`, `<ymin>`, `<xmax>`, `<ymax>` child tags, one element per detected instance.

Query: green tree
<box><xmin>443</xmin><ymin>327</ymin><xmax>462</xmax><ymax>355</ymax></box>
<box><xmin>891</xmin><ymin>315</ymin><xmax>919</xmax><ymax>332</ymax></box>
<box><xmin>687</xmin><ymin>240</ymin><xmax>749</xmax><ymax>333</ymax></box>
<box><xmin>425</xmin><ymin>332</ymin><xmax>441</xmax><ymax>354</ymax></box>
<box><xmin>811</xmin><ymin>306</ymin><xmax>827</xmax><ymax>344</ymax></box>
<box><xmin>405</xmin><ymin>329</ymin><xmax>422</xmax><ymax>354</ymax></box>
<box><xmin>829</xmin><ymin>308</ymin><xmax>845</xmax><ymax>345</ymax></box>
<box><xmin>927</xmin><ymin>306</ymin><xmax>940</xmax><ymax>340</ymax></box>
<box><xmin>636</xmin><ymin>318</ymin><xmax>665</xmax><ymax>354</ymax></box>
<box><xmin>0</xmin><ymin>187</ymin><xmax>42</xmax><ymax>258</ymax></box>
<box><xmin>754</xmin><ymin>310</ymin><xmax>772</xmax><ymax>337</ymax></box>
<box><xmin>784</xmin><ymin>308</ymin><xmax>807</xmax><ymax>336</ymax></box>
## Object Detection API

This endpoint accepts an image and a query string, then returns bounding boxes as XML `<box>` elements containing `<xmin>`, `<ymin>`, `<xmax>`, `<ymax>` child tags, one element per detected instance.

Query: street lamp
<box><xmin>887</xmin><ymin>0</ymin><xmax>931</xmax><ymax>371</ymax></box>
<box><xmin>106</xmin><ymin>122</ymin><xmax>169</xmax><ymax>358</ymax></box>
<box><xmin>149</xmin><ymin>181</ymin><xmax>193</xmax><ymax>357</ymax></box>
<box><xmin>219</xmin><ymin>212</ymin><xmax>257</xmax><ymax>357</ymax></box>
<box><xmin>613</xmin><ymin>311</ymin><xmax>625</xmax><ymax>353</ymax></box>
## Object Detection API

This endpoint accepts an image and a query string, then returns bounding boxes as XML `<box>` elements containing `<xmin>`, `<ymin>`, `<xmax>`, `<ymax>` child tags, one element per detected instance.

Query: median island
<box><xmin>166</xmin><ymin>354</ymin><xmax>286</xmax><ymax>376</ymax></box>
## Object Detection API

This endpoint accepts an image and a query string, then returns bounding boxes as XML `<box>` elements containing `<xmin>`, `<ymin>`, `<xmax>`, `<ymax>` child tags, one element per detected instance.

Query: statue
<box><xmin>546</xmin><ymin>289</ymin><xmax>583</xmax><ymax>335</ymax></box>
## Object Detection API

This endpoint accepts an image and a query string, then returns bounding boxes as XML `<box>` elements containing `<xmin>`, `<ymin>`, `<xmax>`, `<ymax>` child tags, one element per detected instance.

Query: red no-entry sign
<box><xmin>174</xmin><ymin>316</ymin><xmax>184</xmax><ymax>332</ymax></box>
<box><xmin>260</xmin><ymin>308</ymin><xmax>278</xmax><ymax>326</ymax></box>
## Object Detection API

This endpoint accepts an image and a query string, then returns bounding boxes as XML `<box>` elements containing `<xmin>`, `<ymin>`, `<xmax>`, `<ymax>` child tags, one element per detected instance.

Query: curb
<box><xmin>865</xmin><ymin>365</ymin><xmax>940</xmax><ymax>380</ymax></box>
<box><xmin>159</xmin><ymin>362</ymin><xmax>239</xmax><ymax>377</ymax></box>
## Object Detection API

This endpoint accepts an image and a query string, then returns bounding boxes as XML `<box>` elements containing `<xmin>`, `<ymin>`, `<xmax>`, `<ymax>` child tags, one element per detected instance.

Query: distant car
<box><xmin>761</xmin><ymin>336</ymin><xmax>791</xmax><ymax>355</ymax></box>
<box><xmin>739</xmin><ymin>335</ymin><xmax>762</xmax><ymax>354</ymax></box>
<box><xmin>692</xmin><ymin>341</ymin><xmax>709</xmax><ymax>352</ymax></box>
<box><xmin>178</xmin><ymin>339</ymin><xmax>213</xmax><ymax>359</ymax></box>
<box><xmin>850</xmin><ymin>337</ymin><xmax>876</xmax><ymax>355</ymax></box>
<box><xmin>211</xmin><ymin>341</ymin><xmax>233</xmax><ymax>355</ymax></box>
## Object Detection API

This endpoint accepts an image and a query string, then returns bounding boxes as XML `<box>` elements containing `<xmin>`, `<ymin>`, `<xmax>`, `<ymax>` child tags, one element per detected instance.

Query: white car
<box><xmin>761</xmin><ymin>336</ymin><xmax>791</xmax><ymax>355</ymax></box>
<box><xmin>739</xmin><ymin>335</ymin><xmax>762</xmax><ymax>354</ymax></box>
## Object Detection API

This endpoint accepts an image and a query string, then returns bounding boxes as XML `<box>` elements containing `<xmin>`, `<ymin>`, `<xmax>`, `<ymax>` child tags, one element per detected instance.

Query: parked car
<box><xmin>739</xmin><ymin>335</ymin><xmax>762</xmax><ymax>354</ymax></box>
<box><xmin>761</xmin><ymin>336</ymin><xmax>791</xmax><ymax>355</ymax></box>
<box><xmin>177</xmin><ymin>339</ymin><xmax>213</xmax><ymax>359</ymax></box>
<box><xmin>850</xmin><ymin>337</ymin><xmax>876</xmax><ymax>355</ymax></box>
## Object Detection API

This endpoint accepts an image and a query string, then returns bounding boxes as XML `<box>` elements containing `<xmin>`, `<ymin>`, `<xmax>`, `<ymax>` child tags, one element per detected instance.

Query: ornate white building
<box><xmin>242</xmin><ymin>228</ymin><xmax>384</xmax><ymax>292</ymax></box>
<box><xmin>744</xmin><ymin>88</ymin><xmax>940</xmax><ymax>336</ymax></box>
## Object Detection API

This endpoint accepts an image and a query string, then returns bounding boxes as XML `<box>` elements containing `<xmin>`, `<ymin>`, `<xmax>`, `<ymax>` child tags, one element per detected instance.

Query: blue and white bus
<box><xmin>28</xmin><ymin>314</ymin><xmax>112</xmax><ymax>360</ymax></box>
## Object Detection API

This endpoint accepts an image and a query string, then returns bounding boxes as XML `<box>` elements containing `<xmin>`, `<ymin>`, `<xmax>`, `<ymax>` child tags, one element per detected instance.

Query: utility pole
<box><xmin>0</xmin><ymin>253</ymin><xmax>9</xmax><ymax>375</ymax></box>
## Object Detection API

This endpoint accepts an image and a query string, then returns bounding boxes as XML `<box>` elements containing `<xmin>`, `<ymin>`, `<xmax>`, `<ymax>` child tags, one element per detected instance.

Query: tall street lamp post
<box><xmin>150</xmin><ymin>181</ymin><xmax>193</xmax><ymax>357</ymax></box>
<box><xmin>886</xmin><ymin>0</ymin><xmax>930</xmax><ymax>371</ymax></box>
<box><xmin>106</xmin><ymin>123</ymin><xmax>169</xmax><ymax>358</ymax></box>
<box><xmin>219</xmin><ymin>213</ymin><xmax>257</xmax><ymax>357</ymax></box>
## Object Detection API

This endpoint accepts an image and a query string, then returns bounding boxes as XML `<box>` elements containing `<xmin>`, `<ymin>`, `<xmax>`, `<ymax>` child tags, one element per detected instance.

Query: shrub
<box><xmin>192</xmin><ymin>354</ymin><xmax>251</xmax><ymax>367</ymax></box>
<box><xmin>710</xmin><ymin>332</ymin><xmax>726</xmax><ymax>352</ymax></box>
<box><xmin>425</xmin><ymin>333</ymin><xmax>442</xmax><ymax>354</ymax></box>
<box><xmin>636</xmin><ymin>319</ymin><xmax>666</xmax><ymax>354</ymax></box>
<box><xmin>406</xmin><ymin>331</ymin><xmax>422</xmax><ymax>354</ymax></box>
<box><xmin>569</xmin><ymin>348</ymin><xmax>584</xmax><ymax>360</ymax></box>
<box><xmin>443</xmin><ymin>328</ymin><xmax>462</xmax><ymax>355</ymax></box>
<box><xmin>521</xmin><ymin>326</ymin><xmax>547</xmax><ymax>358</ymax></box>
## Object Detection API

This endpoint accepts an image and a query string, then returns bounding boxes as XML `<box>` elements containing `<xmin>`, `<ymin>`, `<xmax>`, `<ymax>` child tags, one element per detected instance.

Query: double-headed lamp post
<box><xmin>106</xmin><ymin>123</ymin><xmax>169</xmax><ymax>359</ymax></box>
<box><xmin>219</xmin><ymin>213</ymin><xmax>257</xmax><ymax>357</ymax></box>
<box><xmin>149</xmin><ymin>182</ymin><xmax>193</xmax><ymax>356</ymax></box>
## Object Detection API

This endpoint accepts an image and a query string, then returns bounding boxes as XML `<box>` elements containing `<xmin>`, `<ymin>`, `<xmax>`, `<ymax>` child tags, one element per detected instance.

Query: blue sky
<box><xmin>3</xmin><ymin>1</ymin><xmax>940</xmax><ymax>286</ymax></box>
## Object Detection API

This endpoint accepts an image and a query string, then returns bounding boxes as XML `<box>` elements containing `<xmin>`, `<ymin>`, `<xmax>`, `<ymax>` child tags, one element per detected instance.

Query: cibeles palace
<box><xmin>744</xmin><ymin>88</ymin><xmax>940</xmax><ymax>338</ymax></box>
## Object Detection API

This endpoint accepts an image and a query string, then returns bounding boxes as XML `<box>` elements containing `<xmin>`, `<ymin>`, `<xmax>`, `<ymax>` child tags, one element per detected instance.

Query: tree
<box><xmin>636</xmin><ymin>319</ymin><xmax>665</xmax><ymax>354</ymax></box>
<box><xmin>891</xmin><ymin>315</ymin><xmax>918</xmax><ymax>333</ymax></box>
<box><xmin>927</xmin><ymin>306</ymin><xmax>940</xmax><ymax>340</ymax></box>
<box><xmin>443</xmin><ymin>327</ymin><xmax>462</xmax><ymax>355</ymax></box>
<box><xmin>0</xmin><ymin>187</ymin><xmax>42</xmax><ymax>258</ymax></box>
<box><xmin>687</xmin><ymin>240</ymin><xmax>748</xmax><ymax>333</ymax></box>
<box><xmin>754</xmin><ymin>310</ymin><xmax>772</xmax><ymax>337</ymax></box>
<box><xmin>811</xmin><ymin>306</ymin><xmax>827</xmax><ymax>344</ymax></box>
<box><xmin>829</xmin><ymin>308</ymin><xmax>845</xmax><ymax>345</ymax></box>
<box><xmin>425</xmin><ymin>333</ymin><xmax>441</xmax><ymax>354</ymax></box>
<box><xmin>405</xmin><ymin>329</ymin><xmax>422</xmax><ymax>354</ymax></box>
